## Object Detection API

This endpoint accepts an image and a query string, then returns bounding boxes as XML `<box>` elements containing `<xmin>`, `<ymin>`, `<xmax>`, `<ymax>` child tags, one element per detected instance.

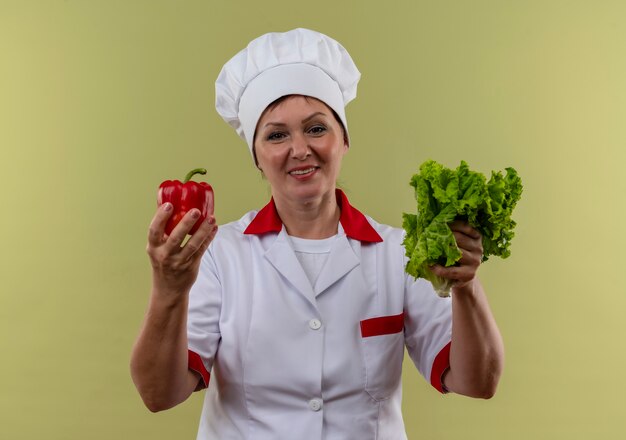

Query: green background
<box><xmin>1</xmin><ymin>1</ymin><xmax>625</xmax><ymax>438</ymax></box>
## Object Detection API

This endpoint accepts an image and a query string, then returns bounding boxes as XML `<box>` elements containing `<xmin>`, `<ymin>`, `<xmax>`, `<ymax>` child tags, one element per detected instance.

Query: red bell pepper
<box><xmin>157</xmin><ymin>168</ymin><xmax>214</xmax><ymax>236</ymax></box>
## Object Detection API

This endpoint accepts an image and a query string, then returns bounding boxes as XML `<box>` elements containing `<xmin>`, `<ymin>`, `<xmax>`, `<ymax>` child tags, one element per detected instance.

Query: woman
<box><xmin>131</xmin><ymin>28</ymin><xmax>504</xmax><ymax>439</ymax></box>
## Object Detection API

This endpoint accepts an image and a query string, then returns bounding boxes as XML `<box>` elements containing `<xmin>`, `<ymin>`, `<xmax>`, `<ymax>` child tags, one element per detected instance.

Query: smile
<box><xmin>288</xmin><ymin>167</ymin><xmax>318</xmax><ymax>176</ymax></box>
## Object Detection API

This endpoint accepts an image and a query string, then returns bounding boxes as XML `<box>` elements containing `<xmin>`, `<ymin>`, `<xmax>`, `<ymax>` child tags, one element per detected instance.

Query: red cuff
<box><xmin>188</xmin><ymin>350</ymin><xmax>210</xmax><ymax>390</ymax></box>
<box><xmin>430</xmin><ymin>341</ymin><xmax>451</xmax><ymax>394</ymax></box>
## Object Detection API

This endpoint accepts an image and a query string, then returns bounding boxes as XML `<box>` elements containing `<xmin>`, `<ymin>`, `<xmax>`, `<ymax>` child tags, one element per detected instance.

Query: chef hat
<box><xmin>215</xmin><ymin>28</ymin><xmax>361</xmax><ymax>156</ymax></box>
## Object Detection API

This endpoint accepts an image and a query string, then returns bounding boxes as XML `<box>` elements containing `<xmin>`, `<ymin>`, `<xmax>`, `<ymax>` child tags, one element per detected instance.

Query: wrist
<box><xmin>451</xmin><ymin>278</ymin><xmax>478</xmax><ymax>300</ymax></box>
<box><xmin>150</xmin><ymin>284</ymin><xmax>190</xmax><ymax>310</ymax></box>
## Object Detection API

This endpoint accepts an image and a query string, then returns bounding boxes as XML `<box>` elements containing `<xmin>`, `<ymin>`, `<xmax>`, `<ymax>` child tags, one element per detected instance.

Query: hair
<box><xmin>252</xmin><ymin>94</ymin><xmax>348</xmax><ymax>167</ymax></box>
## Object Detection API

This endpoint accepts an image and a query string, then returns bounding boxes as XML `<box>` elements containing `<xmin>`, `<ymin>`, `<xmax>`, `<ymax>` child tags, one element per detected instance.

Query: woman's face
<box><xmin>254</xmin><ymin>95</ymin><xmax>348</xmax><ymax>204</ymax></box>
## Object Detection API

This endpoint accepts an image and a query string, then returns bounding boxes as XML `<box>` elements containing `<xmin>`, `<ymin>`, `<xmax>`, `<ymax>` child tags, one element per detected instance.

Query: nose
<box><xmin>290</xmin><ymin>133</ymin><xmax>311</xmax><ymax>160</ymax></box>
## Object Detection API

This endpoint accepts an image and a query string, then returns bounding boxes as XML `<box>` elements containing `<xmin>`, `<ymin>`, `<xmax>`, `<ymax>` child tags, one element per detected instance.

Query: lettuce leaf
<box><xmin>402</xmin><ymin>160</ymin><xmax>523</xmax><ymax>297</ymax></box>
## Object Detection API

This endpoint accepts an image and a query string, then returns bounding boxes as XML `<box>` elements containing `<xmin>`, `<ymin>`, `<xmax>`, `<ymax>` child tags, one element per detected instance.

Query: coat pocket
<box><xmin>359</xmin><ymin>312</ymin><xmax>405</xmax><ymax>401</ymax></box>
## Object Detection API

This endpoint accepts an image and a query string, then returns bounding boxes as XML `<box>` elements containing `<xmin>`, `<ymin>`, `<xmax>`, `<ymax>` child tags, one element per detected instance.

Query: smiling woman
<box><xmin>130</xmin><ymin>27</ymin><xmax>504</xmax><ymax>440</ymax></box>
<box><xmin>253</xmin><ymin>95</ymin><xmax>349</xmax><ymax>238</ymax></box>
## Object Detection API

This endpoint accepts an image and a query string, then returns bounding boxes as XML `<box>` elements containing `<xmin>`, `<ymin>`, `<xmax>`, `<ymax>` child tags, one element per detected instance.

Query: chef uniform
<box><xmin>187</xmin><ymin>28</ymin><xmax>453</xmax><ymax>440</ymax></box>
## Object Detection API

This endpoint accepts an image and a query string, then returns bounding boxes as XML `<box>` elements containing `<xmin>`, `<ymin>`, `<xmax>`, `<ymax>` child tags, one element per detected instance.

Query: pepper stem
<box><xmin>183</xmin><ymin>168</ymin><xmax>207</xmax><ymax>183</ymax></box>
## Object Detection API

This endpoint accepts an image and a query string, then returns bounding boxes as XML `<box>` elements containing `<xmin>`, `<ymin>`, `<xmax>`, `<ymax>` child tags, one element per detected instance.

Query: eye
<box><xmin>308</xmin><ymin>125</ymin><xmax>327</xmax><ymax>135</ymax></box>
<box><xmin>267</xmin><ymin>131</ymin><xmax>286</xmax><ymax>141</ymax></box>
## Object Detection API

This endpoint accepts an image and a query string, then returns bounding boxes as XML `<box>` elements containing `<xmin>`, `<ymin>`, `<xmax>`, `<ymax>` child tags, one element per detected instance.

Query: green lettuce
<box><xmin>402</xmin><ymin>160</ymin><xmax>523</xmax><ymax>297</ymax></box>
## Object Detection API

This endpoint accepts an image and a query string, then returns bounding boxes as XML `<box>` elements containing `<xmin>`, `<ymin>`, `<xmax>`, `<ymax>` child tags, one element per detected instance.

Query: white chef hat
<box><xmin>215</xmin><ymin>28</ymin><xmax>360</xmax><ymax>157</ymax></box>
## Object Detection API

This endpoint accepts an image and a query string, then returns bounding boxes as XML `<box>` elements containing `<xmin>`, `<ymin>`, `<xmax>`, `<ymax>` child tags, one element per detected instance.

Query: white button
<box><xmin>309</xmin><ymin>319</ymin><xmax>322</xmax><ymax>330</ymax></box>
<box><xmin>308</xmin><ymin>398</ymin><xmax>323</xmax><ymax>411</ymax></box>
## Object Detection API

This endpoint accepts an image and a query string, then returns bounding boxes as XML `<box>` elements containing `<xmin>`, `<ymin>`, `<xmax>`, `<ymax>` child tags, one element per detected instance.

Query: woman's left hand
<box><xmin>429</xmin><ymin>220</ymin><xmax>483</xmax><ymax>292</ymax></box>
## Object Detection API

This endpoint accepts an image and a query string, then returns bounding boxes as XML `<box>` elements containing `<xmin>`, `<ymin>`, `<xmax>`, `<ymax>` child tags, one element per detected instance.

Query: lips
<box><xmin>288</xmin><ymin>166</ymin><xmax>319</xmax><ymax>176</ymax></box>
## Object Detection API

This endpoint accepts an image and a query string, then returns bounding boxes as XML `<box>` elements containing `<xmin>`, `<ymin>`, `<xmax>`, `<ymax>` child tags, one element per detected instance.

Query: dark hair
<box><xmin>252</xmin><ymin>94</ymin><xmax>348</xmax><ymax>167</ymax></box>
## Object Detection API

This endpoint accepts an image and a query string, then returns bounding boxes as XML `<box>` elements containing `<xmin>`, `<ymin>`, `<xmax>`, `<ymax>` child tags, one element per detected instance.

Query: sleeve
<box><xmin>403</xmin><ymin>274</ymin><xmax>453</xmax><ymax>394</ymax></box>
<box><xmin>186</xmin><ymin>244</ymin><xmax>222</xmax><ymax>390</ymax></box>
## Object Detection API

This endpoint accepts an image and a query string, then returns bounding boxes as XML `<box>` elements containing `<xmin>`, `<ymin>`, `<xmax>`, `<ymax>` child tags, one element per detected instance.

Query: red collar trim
<box><xmin>243</xmin><ymin>198</ymin><xmax>283</xmax><ymax>235</ymax></box>
<box><xmin>244</xmin><ymin>189</ymin><xmax>383</xmax><ymax>243</ymax></box>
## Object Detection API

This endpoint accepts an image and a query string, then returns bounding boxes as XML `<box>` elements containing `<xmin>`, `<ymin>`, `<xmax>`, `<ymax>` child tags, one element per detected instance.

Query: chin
<box><xmin>288</xmin><ymin>184</ymin><xmax>332</xmax><ymax>202</ymax></box>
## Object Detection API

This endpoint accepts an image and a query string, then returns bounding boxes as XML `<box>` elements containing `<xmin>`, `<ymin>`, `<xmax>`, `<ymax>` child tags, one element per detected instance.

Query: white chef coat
<box><xmin>187</xmin><ymin>189</ymin><xmax>452</xmax><ymax>440</ymax></box>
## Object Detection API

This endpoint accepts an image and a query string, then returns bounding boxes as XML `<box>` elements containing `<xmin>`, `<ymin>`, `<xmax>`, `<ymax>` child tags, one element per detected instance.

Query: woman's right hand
<box><xmin>146</xmin><ymin>202</ymin><xmax>218</xmax><ymax>297</ymax></box>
